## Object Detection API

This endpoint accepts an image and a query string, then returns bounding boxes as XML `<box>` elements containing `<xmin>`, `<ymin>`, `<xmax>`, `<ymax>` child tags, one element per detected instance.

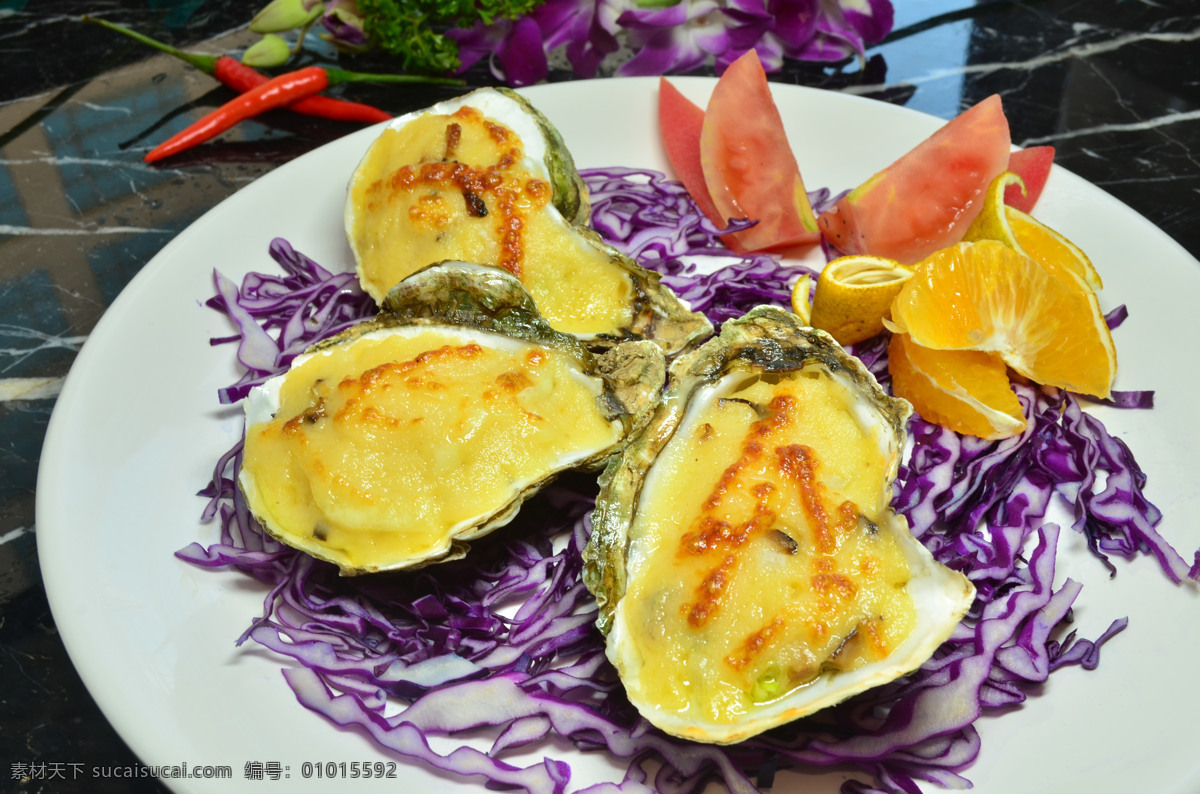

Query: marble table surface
<box><xmin>2</xmin><ymin>1</ymin><xmax>1198</xmax><ymax>792</ymax></box>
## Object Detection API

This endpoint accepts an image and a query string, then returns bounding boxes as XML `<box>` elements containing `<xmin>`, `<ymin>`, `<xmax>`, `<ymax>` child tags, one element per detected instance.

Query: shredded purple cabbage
<box><xmin>180</xmin><ymin>167</ymin><xmax>1196</xmax><ymax>794</ymax></box>
<box><xmin>206</xmin><ymin>238</ymin><xmax>375</xmax><ymax>405</ymax></box>
<box><xmin>585</xmin><ymin>167</ymin><xmax>833</xmax><ymax>326</ymax></box>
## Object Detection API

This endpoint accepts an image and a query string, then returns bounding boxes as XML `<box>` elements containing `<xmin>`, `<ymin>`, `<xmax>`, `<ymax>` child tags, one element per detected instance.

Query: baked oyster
<box><xmin>583</xmin><ymin>307</ymin><xmax>975</xmax><ymax>744</ymax></box>
<box><xmin>344</xmin><ymin>87</ymin><xmax>711</xmax><ymax>355</ymax></box>
<box><xmin>239</xmin><ymin>262</ymin><xmax>665</xmax><ymax>575</ymax></box>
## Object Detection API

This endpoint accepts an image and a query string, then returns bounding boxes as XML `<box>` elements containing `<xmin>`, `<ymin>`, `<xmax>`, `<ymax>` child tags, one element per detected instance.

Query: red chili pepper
<box><xmin>210</xmin><ymin>56</ymin><xmax>391</xmax><ymax>124</ymax></box>
<box><xmin>84</xmin><ymin>16</ymin><xmax>390</xmax><ymax>124</ymax></box>
<box><xmin>145</xmin><ymin>66</ymin><xmax>332</xmax><ymax>162</ymax></box>
<box><xmin>144</xmin><ymin>58</ymin><xmax>464</xmax><ymax>162</ymax></box>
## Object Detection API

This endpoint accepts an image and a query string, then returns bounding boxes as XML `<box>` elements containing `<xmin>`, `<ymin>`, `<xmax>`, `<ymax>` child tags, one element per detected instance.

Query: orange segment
<box><xmin>963</xmin><ymin>171</ymin><xmax>1103</xmax><ymax>290</ymax></box>
<box><xmin>809</xmin><ymin>255</ymin><xmax>912</xmax><ymax>345</ymax></box>
<box><xmin>888</xmin><ymin>333</ymin><xmax>1026</xmax><ymax>440</ymax></box>
<box><xmin>1004</xmin><ymin>207</ymin><xmax>1103</xmax><ymax>290</ymax></box>
<box><xmin>888</xmin><ymin>240</ymin><xmax>1116</xmax><ymax>398</ymax></box>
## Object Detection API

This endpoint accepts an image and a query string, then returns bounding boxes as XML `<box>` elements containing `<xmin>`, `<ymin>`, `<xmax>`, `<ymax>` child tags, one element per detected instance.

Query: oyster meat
<box><xmin>344</xmin><ymin>87</ymin><xmax>711</xmax><ymax>355</ymax></box>
<box><xmin>239</xmin><ymin>262</ymin><xmax>665</xmax><ymax>575</ymax></box>
<box><xmin>584</xmin><ymin>307</ymin><xmax>975</xmax><ymax>744</ymax></box>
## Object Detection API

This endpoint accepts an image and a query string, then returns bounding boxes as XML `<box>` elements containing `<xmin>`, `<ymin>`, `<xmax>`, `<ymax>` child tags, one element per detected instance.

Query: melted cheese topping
<box><xmin>348</xmin><ymin>107</ymin><xmax>635</xmax><ymax>335</ymax></box>
<box><xmin>240</xmin><ymin>328</ymin><xmax>621</xmax><ymax>571</ymax></box>
<box><xmin>620</xmin><ymin>369</ymin><xmax>916</xmax><ymax>724</ymax></box>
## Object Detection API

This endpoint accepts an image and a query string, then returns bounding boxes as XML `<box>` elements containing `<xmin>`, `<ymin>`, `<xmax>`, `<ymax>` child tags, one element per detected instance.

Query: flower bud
<box><xmin>321</xmin><ymin>0</ymin><xmax>370</xmax><ymax>51</ymax></box>
<box><xmin>241</xmin><ymin>34</ymin><xmax>292</xmax><ymax>68</ymax></box>
<box><xmin>250</xmin><ymin>0</ymin><xmax>324</xmax><ymax>33</ymax></box>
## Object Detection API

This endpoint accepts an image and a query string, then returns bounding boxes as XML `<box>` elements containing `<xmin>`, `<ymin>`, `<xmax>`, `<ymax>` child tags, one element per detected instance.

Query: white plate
<box><xmin>37</xmin><ymin>78</ymin><xmax>1200</xmax><ymax>793</ymax></box>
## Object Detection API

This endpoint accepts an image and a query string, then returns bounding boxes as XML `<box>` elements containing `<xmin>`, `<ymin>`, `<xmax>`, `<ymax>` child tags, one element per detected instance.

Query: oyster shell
<box><xmin>239</xmin><ymin>262</ymin><xmax>665</xmax><ymax>575</ymax></box>
<box><xmin>583</xmin><ymin>306</ymin><xmax>975</xmax><ymax>744</ymax></box>
<box><xmin>344</xmin><ymin>87</ymin><xmax>711</xmax><ymax>356</ymax></box>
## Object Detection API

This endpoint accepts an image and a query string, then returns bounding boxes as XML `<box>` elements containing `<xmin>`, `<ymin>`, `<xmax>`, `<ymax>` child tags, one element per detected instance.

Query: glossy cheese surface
<box><xmin>240</xmin><ymin>327</ymin><xmax>621</xmax><ymax>571</ymax></box>
<box><xmin>620</xmin><ymin>368</ymin><xmax>917</xmax><ymax>724</ymax></box>
<box><xmin>348</xmin><ymin>107</ymin><xmax>635</xmax><ymax>335</ymax></box>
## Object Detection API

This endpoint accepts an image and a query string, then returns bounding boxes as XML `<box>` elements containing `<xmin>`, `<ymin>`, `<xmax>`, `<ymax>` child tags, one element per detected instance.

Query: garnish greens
<box><xmin>358</xmin><ymin>0</ymin><xmax>547</xmax><ymax>73</ymax></box>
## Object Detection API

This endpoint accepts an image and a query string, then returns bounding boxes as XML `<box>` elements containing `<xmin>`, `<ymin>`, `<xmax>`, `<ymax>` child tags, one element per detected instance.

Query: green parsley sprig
<box><xmin>358</xmin><ymin>0</ymin><xmax>547</xmax><ymax>74</ymax></box>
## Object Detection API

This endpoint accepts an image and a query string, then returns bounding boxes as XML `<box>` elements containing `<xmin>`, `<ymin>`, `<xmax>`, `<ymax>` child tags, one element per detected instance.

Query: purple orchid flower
<box><xmin>447</xmin><ymin>0</ymin><xmax>894</xmax><ymax>85</ymax></box>
<box><xmin>320</xmin><ymin>0</ymin><xmax>371</xmax><ymax>51</ymax></box>
<box><xmin>622</xmin><ymin>0</ymin><xmax>894</xmax><ymax>75</ymax></box>
<box><xmin>615</xmin><ymin>0</ymin><xmax>740</xmax><ymax>75</ymax></box>
<box><xmin>533</xmin><ymin>0</ymin><xmax>624</xmax><ymax>77</ymax></box>
<box><xmin>451</xmin><ymin>0</ymin><xmax>623</xmax><ymax>83</ymax></box>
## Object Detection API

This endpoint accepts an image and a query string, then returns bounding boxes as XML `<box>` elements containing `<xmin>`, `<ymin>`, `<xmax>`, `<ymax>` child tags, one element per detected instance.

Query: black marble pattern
<box><xmin>1</xmin><ymin>0</ymin><xmax>1198</xmax><ymax>791</ymax></box>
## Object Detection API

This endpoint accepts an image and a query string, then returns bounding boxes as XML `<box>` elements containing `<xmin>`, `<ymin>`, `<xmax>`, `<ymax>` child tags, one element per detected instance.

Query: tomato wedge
<box><xmin>658</xmin><ymin>77</ymin><xmax>723</xmax><ymax>225</ymax></box>
<box><xmin>1004</xmin><ymin>145</ymin><xmax>1055</xmax><ymax>213</ymax></box>
<box><xmin>817</xmin><ymin>95</ymin><xmax>1011</xmax><ymax>264</ymax></box>
<box><xmin>697</xmin><ymin>50</ymin><xmax>820</xmax><ymax>253</ymax></box>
